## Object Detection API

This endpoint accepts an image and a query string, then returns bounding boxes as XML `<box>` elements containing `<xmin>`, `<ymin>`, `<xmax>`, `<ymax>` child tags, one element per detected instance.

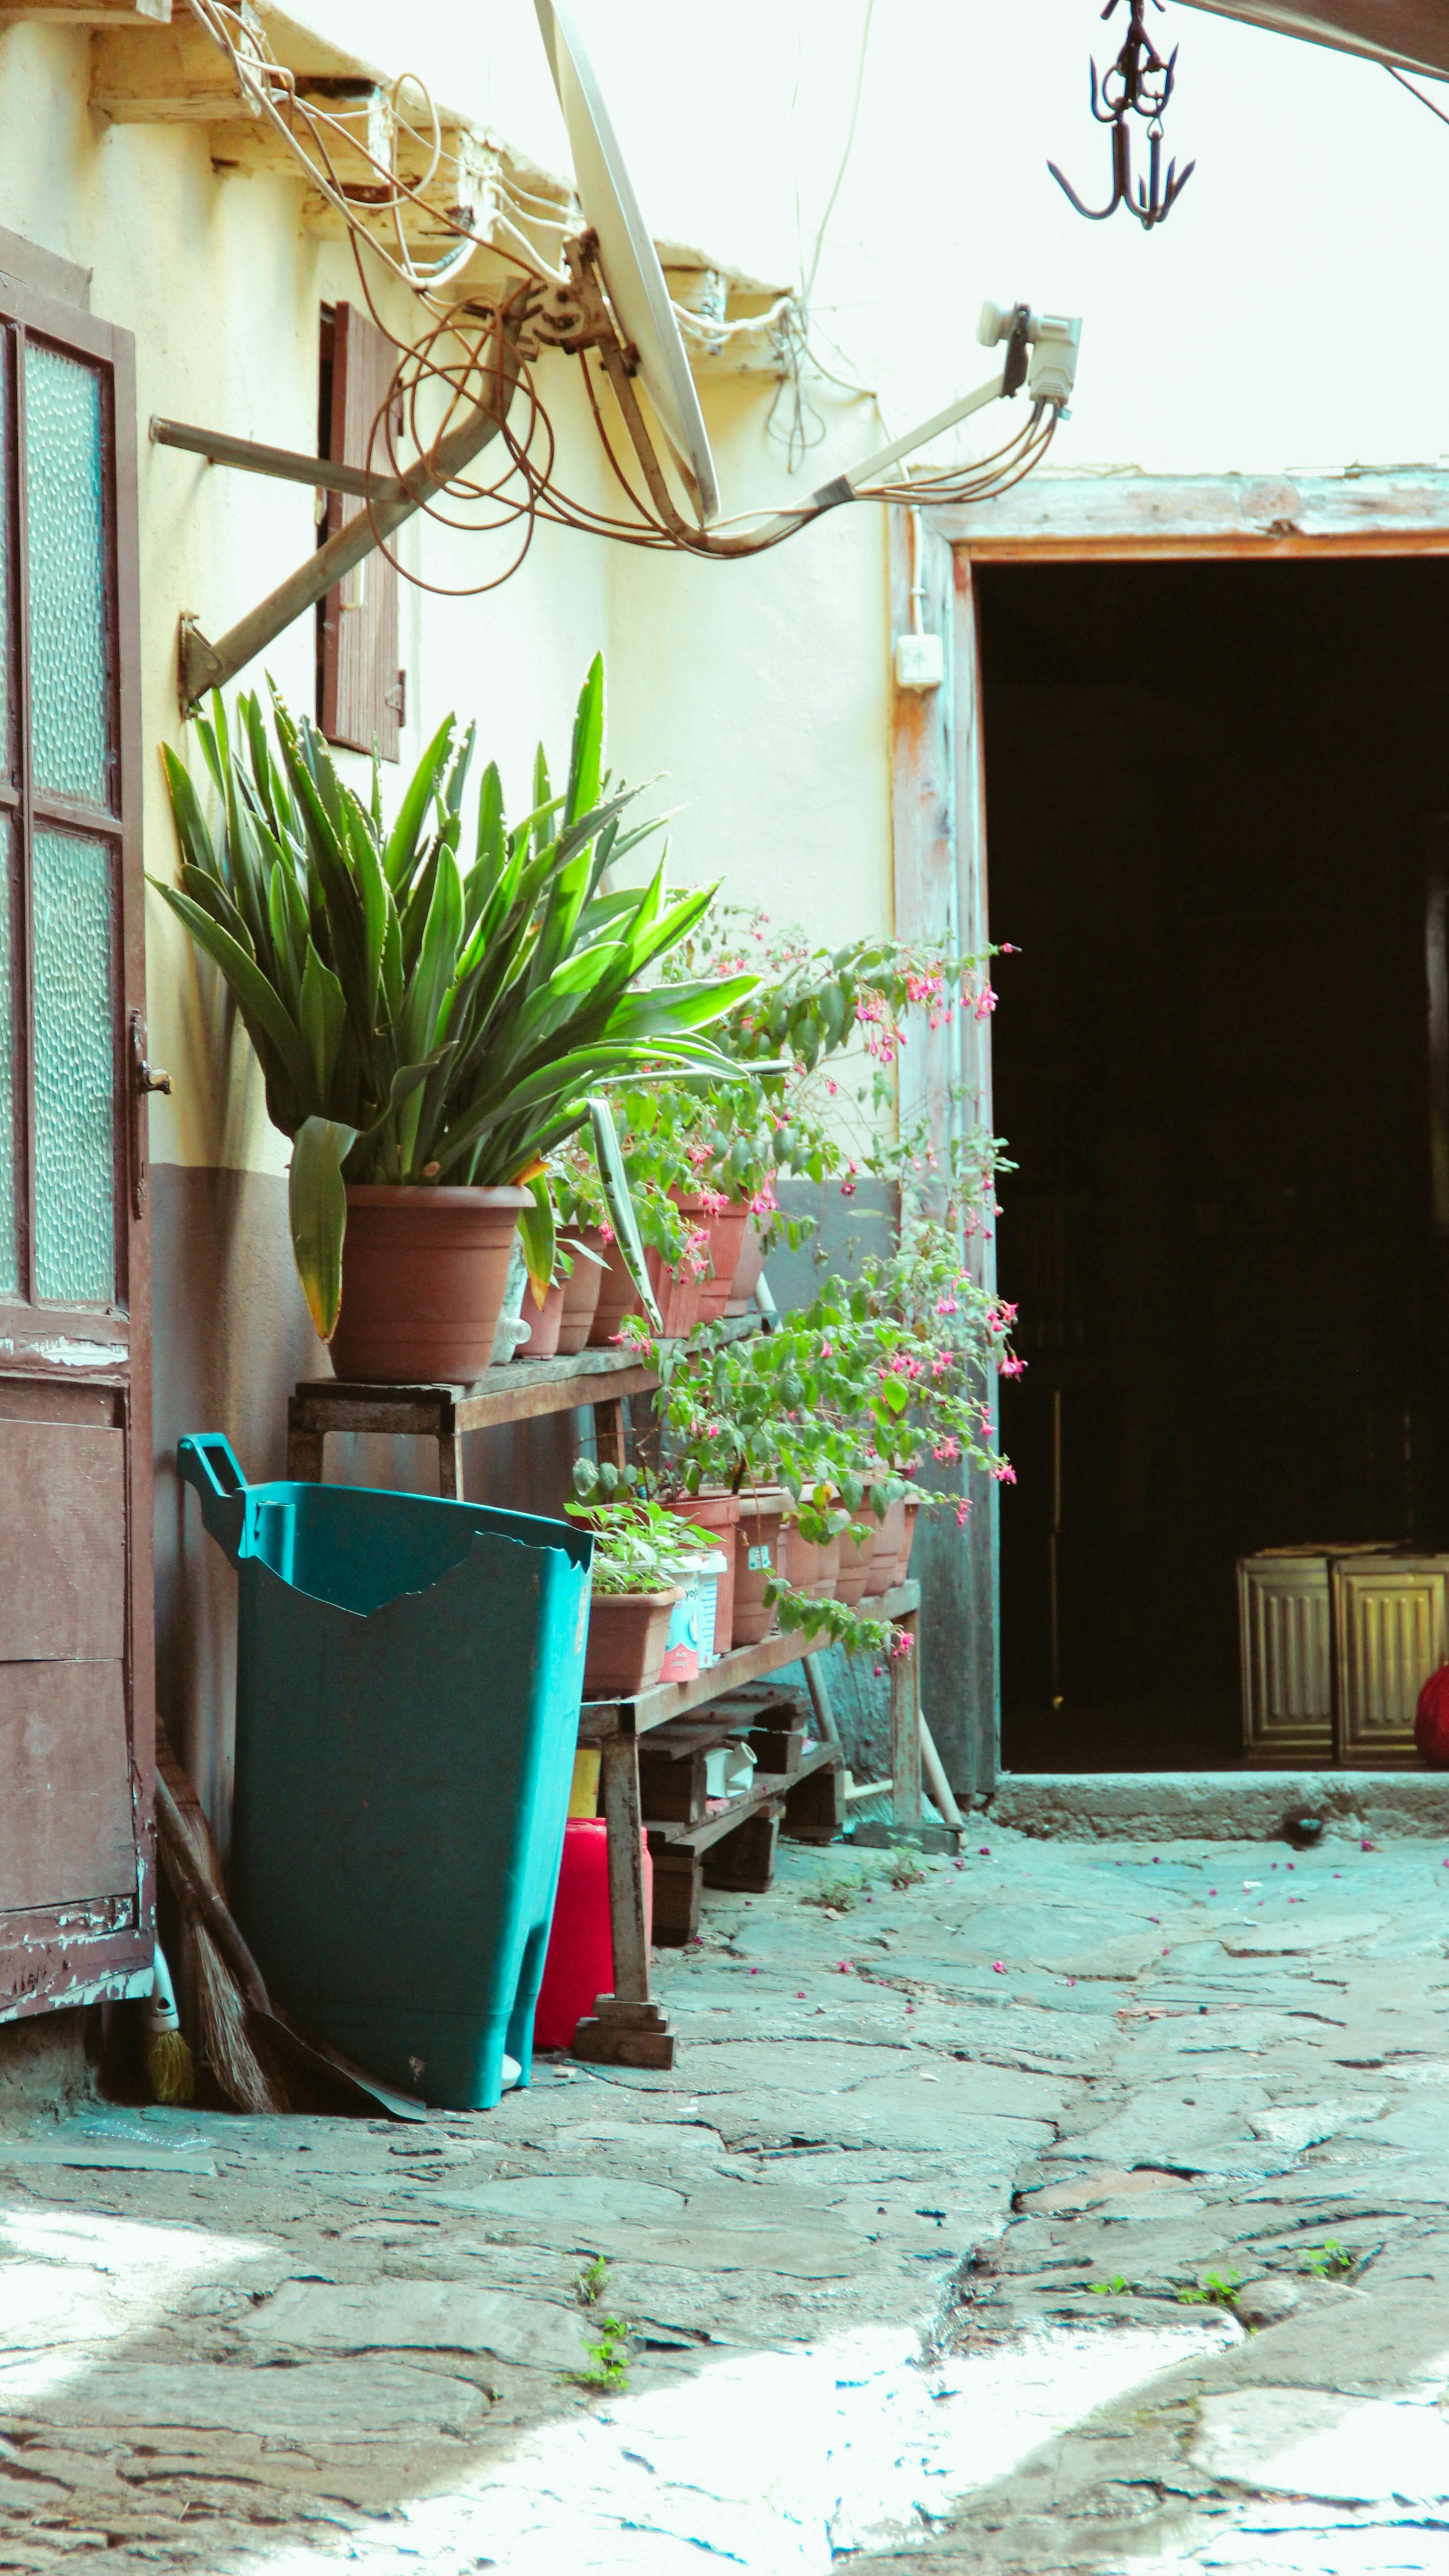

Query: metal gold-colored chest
<box><xmin>1239</xmin><ymin>1545</ymin><xmax>1443</xmax><ymax>1766</ymax></box>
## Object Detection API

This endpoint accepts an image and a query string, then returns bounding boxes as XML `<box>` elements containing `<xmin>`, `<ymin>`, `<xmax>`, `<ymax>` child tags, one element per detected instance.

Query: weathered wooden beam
<box><xmin>0</xmin><ymin>1</ymin><xmax>168</xmax><ymax>21</ymax></box>
<box><xmin>91</xmin><ymin>5</ymin><xmax>266</xmax><ymax>121</ymax></box>
<box><xmin>209</xmin><ymin>84</ymin><xmax>392</xmax><ymax>188</ymax></box>
<box><xmin>934</xmin><ymin>471</ymin><xmax>1449</xmax><ymax>560</ymax></box>
<box><xmin>176</xmin><ymin>334</ymin><xmax>522</xmax><ymax>705</ymax></box>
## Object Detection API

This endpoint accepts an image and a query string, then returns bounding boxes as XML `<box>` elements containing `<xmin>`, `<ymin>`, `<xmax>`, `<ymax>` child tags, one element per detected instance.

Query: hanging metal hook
<box><xmin>1047</xmin><ymin>0</ymin><xmax>1196</xmax><ymax>231</ymax></box>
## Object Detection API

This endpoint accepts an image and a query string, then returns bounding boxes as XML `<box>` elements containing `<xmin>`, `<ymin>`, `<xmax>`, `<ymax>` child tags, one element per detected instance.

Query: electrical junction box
<box><xmin>894</xmin><ymin>632</ymin><xmax>944</xmax><ymax>691</ymax></box>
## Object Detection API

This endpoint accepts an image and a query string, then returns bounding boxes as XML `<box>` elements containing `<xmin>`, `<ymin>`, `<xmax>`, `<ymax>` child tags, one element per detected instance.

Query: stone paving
<box><xmin>2</xmin><ymin>1821</ymin><xmax>1449</xmax><ymax>2571</ymax></box>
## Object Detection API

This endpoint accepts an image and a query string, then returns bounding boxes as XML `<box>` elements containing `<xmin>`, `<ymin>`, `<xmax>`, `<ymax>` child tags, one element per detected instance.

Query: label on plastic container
<box><xmin>746</xmin><ymin>1544</ymin><xmax>773</xmax><ymax>1572</ymax></box>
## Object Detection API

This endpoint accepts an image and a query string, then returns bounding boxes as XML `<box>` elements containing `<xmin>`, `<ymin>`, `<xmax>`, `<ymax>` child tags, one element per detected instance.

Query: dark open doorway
<box><xmin>980</xmin><ymin>556</ymin><xmax>1449</xmax><ymax>1771</ymax></box>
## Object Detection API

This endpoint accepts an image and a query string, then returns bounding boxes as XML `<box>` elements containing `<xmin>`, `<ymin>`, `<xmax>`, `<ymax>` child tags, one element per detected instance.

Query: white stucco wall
<box><xmin>3</xmin><ymin>1</ymin><xmax>1447</xmax><ymax>1172</ymax></box>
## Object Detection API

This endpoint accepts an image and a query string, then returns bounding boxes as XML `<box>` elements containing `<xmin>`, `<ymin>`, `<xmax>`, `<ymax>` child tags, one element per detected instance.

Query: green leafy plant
<box><xmin>1087</xmin><ymin>2276</ymin><xmax>1132</xmax><ymax>2297</ymax></box>
<box><xmin>1299</xmin><ymin>2240</ymin><xmax>1357</xmax><ymax>2278</ymax></box>
<box><xmin>575</xmin><ymin>2255</ymin><xmax>610</xmax><ymax>2306</ymax></box>
<box><xmin>567</xmin><ymin>1496</ymin><xmax>708</xmax><ymax>1597</ymax></box>
<box><xmin>154</xmin><ymin>657</ymin><xmax>757</xmax><ymax>1336</ymax></box>
<box><xmin>1176</xmin><ymin>2269</ymin><xmax>1241</xmax><ymax>2308</ymax></box>
<box><xmin>571</xmin><ymin>2314</ymin><xmax>631</xmax><ymax>2394</ymax></box>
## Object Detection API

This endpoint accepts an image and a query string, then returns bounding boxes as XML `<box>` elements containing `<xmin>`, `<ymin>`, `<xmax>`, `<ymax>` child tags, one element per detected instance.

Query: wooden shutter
<box><xmin>319</xmin><ymin>303</ymin><xmax>402</xmax><ymax>761</ymax></box>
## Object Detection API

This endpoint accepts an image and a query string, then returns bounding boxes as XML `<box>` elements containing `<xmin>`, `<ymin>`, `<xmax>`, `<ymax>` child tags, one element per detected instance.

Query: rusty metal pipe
<box><xmin>176</xmin><ymin>339</ymin><xmax>522</xmax><ymax>707</ymax></box>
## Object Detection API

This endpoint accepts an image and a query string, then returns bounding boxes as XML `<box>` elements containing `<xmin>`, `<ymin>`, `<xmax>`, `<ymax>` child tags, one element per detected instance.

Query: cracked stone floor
<box><xmin>4</xmin><ymin>1823</ymin><xmax>1449</xmax><ymax>2572</ymax></box>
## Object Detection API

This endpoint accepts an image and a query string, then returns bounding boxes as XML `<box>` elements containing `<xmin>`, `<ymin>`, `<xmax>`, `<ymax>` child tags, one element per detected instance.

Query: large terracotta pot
<box><xmin>724</xmin><ymin>1216</ymin><xmax>767</xmax><ymax>1318</ymax></box>
<box><xmin>834</xmin><ymin>1505</ymin><xmax>879</xmax><ymax>1606</ymax></box>
<box><xmin>329</xmin><ymin>1185</ymin><xmax>530</xmax><ymax>1385</ymax></box>
<box><xmin>557</xmin><ymin>1247</ymin><xmax>604</xmax><ymax>1355</ymax></box>
<box><xmin>781</xmin><ymin>1518</ymin><xmax>841</xmax><ymax>1600</ymax></box>
<box><xmin>667</xmin><ymin>1491</ymin><xmax>739</xmax><ymax>1652</ymax></box>
<box><xmin>516</xmin><ymin>1278</ymin><xmax>564</xmax><ymax>1359</ymax></box>
<box><xmin>583</xmin><ymin>1590</ymin><xmax>681</xmax><ymax>1699</ymax></box>
<box><xmin>696</xmin><ymin>1203</ymin><xmax>751</xmax><ymax>1323</ymax></box>
<box><xmin>732</xmin><ymin>1487</ymin><xmax>787</xmax><ymax>1645</ymax></box>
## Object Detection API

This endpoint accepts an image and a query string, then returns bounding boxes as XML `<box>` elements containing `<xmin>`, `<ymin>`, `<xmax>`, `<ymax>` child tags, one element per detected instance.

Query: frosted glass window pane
<box><xmin>0</xmin><ymin>818</ymin><xmax>14</xmax><ymax>1297</ymax></box>
<box><xmin>25</xmin><ymin>342</ymin><xmax>108</xmax><ymax>807</ymax></box>
<box><xmin>33</xmin><ymin>829</ymin><xmax>115</xmax><ymax>1305</ymax></box>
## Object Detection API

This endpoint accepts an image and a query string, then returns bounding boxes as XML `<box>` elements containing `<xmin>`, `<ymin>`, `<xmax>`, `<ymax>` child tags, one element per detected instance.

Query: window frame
<box><xmin>0</xmin><ymin>279</ymin><xmax>142</xmax><ymax>1345</ymax></box>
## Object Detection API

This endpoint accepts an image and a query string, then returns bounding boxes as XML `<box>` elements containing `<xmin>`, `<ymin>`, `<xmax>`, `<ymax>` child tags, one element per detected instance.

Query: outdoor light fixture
<box><xmin>154</xmin><ymin>0</ymin><xmax>1082</xmax><ymax>705</ymax></box>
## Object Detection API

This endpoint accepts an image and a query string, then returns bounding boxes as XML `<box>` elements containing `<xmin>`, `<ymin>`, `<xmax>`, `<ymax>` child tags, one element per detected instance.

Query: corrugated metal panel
<box><xmin>1239</xmin><ymin>1545</ymin><xmax>1444</xmax><ymax>1766</ymax></box>
<box><xmin>1238</xmin><ymin>1553</ymin><xmax>1333</xmax><ymax>1760</ymax></box>
<box><xmin>1333</xmin><ymin>1559</ymin><xmax>1449</xmax><ymax>1763</ymax></box>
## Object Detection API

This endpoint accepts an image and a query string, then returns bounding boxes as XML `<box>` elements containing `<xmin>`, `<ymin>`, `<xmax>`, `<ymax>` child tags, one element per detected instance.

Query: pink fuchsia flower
<box><xmin>955</xmin><ymin>1498</ymin><xmax>973</xmax><ymax>1527</ymax></box>
<box><xmin>698</xmin><ymin>1189</ymin><xmax>728</xmax><ymax>1218</ymax></box>
<box><xmin>889</xmin><ymin>1630</ymin><xmax>914</xmax><ymax>1659</ymax></box>
<box><xmin>992</xmin><ymin>1462</ymin><xmax>1017</xmax><ymax>1485</ymax></box>
<box><xmin>819</xmin><ymin>1339</ymin><xmax>834</xmax><ymax>1358</ymax></box>
<box><xmin>598</xmin><ymin>1220</ymin><xmax>615</xmax><ymax>1245</ymax></box>
<box><xmin>933</xmin><ymin>1437</ymin><xmax>961</xmax><ymax>1463</ymax></box>
<box><xmin>685</xmin><ymin>1142</ymin><xmax>710</xmax><ymax>1168</ymax></box>
<box><xmin>749</xmin><ymin>1181</ymin><xmax>779</xmax><ymax>1216</ymax></box>
<box><xmin>936</xmin><ymin>1295</ymin><xmax>959</xmax><ymax>1316</ymax></box>
<box><xmin>999</xmin><ymin>1355</ymin><xmax>1027</xmax><ymax>1379</ymax></box>
<box><xmin>992</xmin><ymin>1960</ymin><xmax>1007</xmax><ymax>1974</ymax></box>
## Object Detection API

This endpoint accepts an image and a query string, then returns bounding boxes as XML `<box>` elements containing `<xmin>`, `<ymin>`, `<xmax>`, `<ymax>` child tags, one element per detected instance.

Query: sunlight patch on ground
<box><xmin>216</xmin><ymin>2317</ymin><xmax>1235</xmax><ymax>2574</ymax></box>
<box><xmin>1125</xmin><ymin>2372</ymin><xmax>1449</xmax><ymax>2576</ymax></box>
<box><xmin>0</xmin><ymin>2204</ymin><xmax>271</xmax><ymax>2402</ymax></box>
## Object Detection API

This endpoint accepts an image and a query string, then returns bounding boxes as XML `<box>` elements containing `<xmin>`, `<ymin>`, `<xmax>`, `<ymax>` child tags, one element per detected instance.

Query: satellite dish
<box><xmin>535</xmin><ymin>0</ymin><xmax>721</xmax><ymax>526</ymax></box>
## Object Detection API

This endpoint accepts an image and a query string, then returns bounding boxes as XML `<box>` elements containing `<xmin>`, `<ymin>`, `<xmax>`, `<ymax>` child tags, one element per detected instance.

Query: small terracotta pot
<box><xmin>863</xmin><ymin>1498</ymin><xmax>906</xmax><ymax>1596</ymax></box>
<box><xmin>586</xmin><ymin>1232</ymin><xmax>641</xmax><ymax>1346</ymax></box>
<box><xmin>329</xmin><ymin>1184</ymin><xmax>530</xmax><ymax>1385</ymax></box>
<box><xmin>724</xmin><ymin>1216</ymin><xmax>767</xmax><ymax>1318</ymax></box>
<box><xmin>667</xmin><ymin>1491</ymin><xmax>739</xmax><ymax>1651</ymax></box>
<box><xmin>644</xmin><ymin>1243</ymin><xmax>705</xmax><ymax>1339</ymax></box>
<box><xmin>834</xmin><ymin>1506</ymin><xmax>879</xmax><ymax>1607</ymax></box>
<box><xmin>781</xmin><ymin>1519</ymin><xmax>842</xmax><ymax>1600</ymax></box>
<box><xmin>557</xmin><ymin>1249</ymin><xmax>604</xmax><ymax>1355</ymax></box>
<box><xmin>892</xmin><ymin>1494</ymin><xmax>923</xmax><ymax>1587</ymax></box>
<box><xmin>696</xmin><ymin>1203</ymin><xmax>751</xmax><ymax>1323</ymax></box>
<box><xmin>732</xmin><ymin>1487</ymin><xmax>788</xmax><ymax>1645</ymax></box>
<box><xmin>583</xmin><ymin>1589</ymin><xmax>681</xmax><ymax>1700</ymax></box>
<box><xmin>516</xmin><ymin>1278</ymin><xmax>564</xmax><ymax>1359</ymax></box>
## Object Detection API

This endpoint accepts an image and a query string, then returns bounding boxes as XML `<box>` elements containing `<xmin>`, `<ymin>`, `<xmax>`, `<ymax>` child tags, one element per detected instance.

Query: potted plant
<box><xmin>570</xmin><ymin>1498</ymin><xmax>713</xmax><ymax>1698</ymax></box>
<box><xmin>155</xmin><ymin>657</ymin><xmax>759</xmax><ymax>1381</ymax></box>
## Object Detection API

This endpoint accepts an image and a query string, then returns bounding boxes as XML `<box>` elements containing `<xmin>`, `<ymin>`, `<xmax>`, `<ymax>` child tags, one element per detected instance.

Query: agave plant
<box><xmin>154</xmin><ymin>656</ymin><xmax>758</xmax><ymax>1336</ymax></box>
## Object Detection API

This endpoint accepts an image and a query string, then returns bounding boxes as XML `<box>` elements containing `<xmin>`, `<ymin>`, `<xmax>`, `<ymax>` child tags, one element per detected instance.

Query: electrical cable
<box><xmin>174</xmin><ymin>0</ymin><xmax>1064</xmax><ymax>602</ymax></box>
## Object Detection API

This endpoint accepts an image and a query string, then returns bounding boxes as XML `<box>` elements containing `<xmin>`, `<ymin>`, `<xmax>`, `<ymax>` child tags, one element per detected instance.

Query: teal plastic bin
<box><xmin>178</xmin><ymin>1434</ymin><xmax>592</xmax><ymax>2111</ymax></box>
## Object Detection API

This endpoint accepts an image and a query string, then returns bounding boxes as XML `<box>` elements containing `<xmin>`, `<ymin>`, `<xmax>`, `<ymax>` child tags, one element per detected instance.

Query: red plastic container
<box><xmin>534</xmin><ymin>1820</ymin><xmax>654</xmax><ymax>2052</ymax></box>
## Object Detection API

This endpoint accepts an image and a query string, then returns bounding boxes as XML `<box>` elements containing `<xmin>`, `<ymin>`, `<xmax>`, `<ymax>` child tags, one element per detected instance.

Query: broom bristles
<box><xmin>145</xmin><ymin>2025</ymin><xmax>195</xmax><ymax>2106</ymax></box>
<box><xmin>156</xmin><ymin>1727</ymin><xmax>291</xmax><ymax>2115</ymax></box>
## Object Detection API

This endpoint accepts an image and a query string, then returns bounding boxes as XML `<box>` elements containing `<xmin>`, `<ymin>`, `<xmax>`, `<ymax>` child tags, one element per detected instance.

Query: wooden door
<box><xmin>0</xmin><ymin>265</ymin><xmax>153</xmax><ymax>2021</ymax></box>
<box><xmin>889</xmin><ymin>512</ymin><xmax>999</xmax><ymax>1793</ymax></box>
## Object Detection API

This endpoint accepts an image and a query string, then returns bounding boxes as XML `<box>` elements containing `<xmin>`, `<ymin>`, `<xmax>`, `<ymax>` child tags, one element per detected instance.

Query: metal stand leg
<box><xmin>573</xmin><ymin>1723</ymin><xmax>675</xmax><ymax>2070</ymax></box>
